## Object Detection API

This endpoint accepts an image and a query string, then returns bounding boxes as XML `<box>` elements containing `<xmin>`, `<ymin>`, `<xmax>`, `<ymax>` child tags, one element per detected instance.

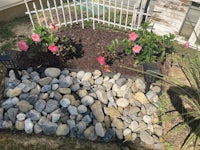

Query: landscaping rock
<box><xmin>56</xmin><ymin>124</ymin><xmax>70</xmax><ymax>136</ymax></box>
<box><xmin>45</xmin><ymin>67</ymin><xmax>61</xmax><ymax>78</ymax></box>
<box><xmin>6</xmin><ymin>87</ymin><xmax>22</xmax><ymax>98</ymax></box>
<box><xmin>44</xmin><ymin>100</ymin><xmax>59</xmax><ymax>113</ymax></box>
<box><xmin>25</xmin><ymin>118</ymin><xmax>34</xmax><ymax>134</ymax></box>
<box><xmin>140</xmin><ymin>131</ymin><xmax>154</xmax><ymax>145</ymax></box>
<box><xmin>17</xmin><ymin>100</ymin><xmax>33</xmax><ymax>113</ymax></box>
<box><xmin>84</xmin><ymin>126</ymin><xmax>97</xmax><ymax>141</ymax></box>
<box><xmin>7</xmin><ymin>107</ymin><xmax>18</xmax><ymax>123</ymax></box>
<box><xmin>95</xmin><ymin>122</ymin><xmax>105</xmax><ymax>137</ymax></box>
<box><xmin>91</xmin><ymin>101</ymin><xmax>104</xmax><ymax>122</ymax></box>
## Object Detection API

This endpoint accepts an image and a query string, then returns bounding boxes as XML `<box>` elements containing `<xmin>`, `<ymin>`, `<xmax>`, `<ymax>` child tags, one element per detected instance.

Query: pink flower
<box><xmin>18</xmin><ymin>41</ymin><xmax>29</xmax><ymax>52</ymax></box>
<box><xmin>50</xmin><ymin>23</ymin><xmax>56</xmax><ymax>30</ymax></box>
<box><xmin>31</xmin><ymin>33</ymin><xmax>41</xmax><ymax>42</ymax></box>
<box><xmin>132</xmin><ymin>45</ymin><xmax>142</xmax><ymax>53</ymax></box>
<box><xmin>48</xmin><ymin>45</ymin><xmax>59</xmax><ymax>52</ymax></box>
<box><xmin>184</xmin><ymin>41</ymin><xmax>190</xmax><ymax>48</ymax></box>
<box><xmin>128</xmin><ymin>32</ymin><xmax>138</xmax><ymax>41</ymax></box>
<box><xmin>97</xmin><ymin>56</ymin><xmax>106</xmax><ymax>65</ymax></box>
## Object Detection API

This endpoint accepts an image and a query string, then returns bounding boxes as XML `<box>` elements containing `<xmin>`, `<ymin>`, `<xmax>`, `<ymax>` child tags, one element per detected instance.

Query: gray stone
<box><xmin>113</xmin><ymin>73</ymin><xmax>121</xmax><ymax>80</ymax></box>
<box><xmin>53</xmin><ymin>91</ymin><xmax>62</xmax><ymax>101</ymax></box>
<box><xmin>6</xmin><ymin>87</ymin><xmax>22</xmax><ymax>98</ymax></box>
<box><xmin>16</xmin><ymin>113</ymin><xmax>26</xmax><ymax>121</ymax></box>
<box><xmin>143</xmin><ymin>115</ymin><xmax>152</xmax><ymax>124</ymax></box>
<box><xmin>103</xmin><ymin>81</ymin><xmax>112</xmax><ymax>91</ymax></box>
<box><xmin>140</xmin><ymin>131</ymin><xmax>154</xmax><ymax>145</ymax></box>
<box><xmin>27</xmin><ymin>94</ymin><xmax>38</xmax><ymax>105</ymax></box>
<box><xmin>50</xmin><ymin>78</ymin><xmax>59</xmax><ymax>84</ymax></box>
<box><xmin>8</xmin><ymin>79</ymin><xmax>21</xmax><ymax>89</ymax></box>
<box><xmin>30</xmin><ymin>71</ymin><xmax>39</xmax><ymax>79</ymax></box>
<box><xmin>82</xmin><ymin>114</ymin><xmax>92</xmax><ymax>125</ymax></box>
<box><xmin>77</xmin><ymin>89</ymin><xmax>87</xmax><ymax>98</ymax></box>
<box><xmin>17</xmin><ymin>100</ymin><xmax>33</xmax><ymax>113</ymax></box>
<box><xmin>38</xmin><ymin>77</ymin><xmax>52</xmax><ymax>86</ymax></box>
<box><xmin>91</xmin><ymin>101</ymin><xmax>104</xmax><ymax>122</ymax></box>
<box><xmin>95</xmin><ymin>89</ymin><xmax>108</xmax><ymax>104</ymax></box>
<box><xmin>41</xmin><ymin>85</ymin><xmax>51</xmax><ymax>93</ymax></box>
<box><xmin>60</xmin><ymin>98</ymin><xmax>71</xmax><ymax>107</ymax></box>
<box><xmin>30</xmin><ymin>85</ymin><xmax>41</xmax><ymax>95</ymax></box>
<box><xmin>68</xmin><ymin>105</ymin><xmax>78</xmax><ymax>115</ymax></box>
<box><xmin>153</xmin><ymin>124</ymin><xmax>163</xmax><ymax>136</ymax></box>
<box><xmin>19</xmin><ymin>93</ymin><xmax>29</xmax><ymax>100</ymax></box>
<box><xmin>81</xmin><ymin>72</ymin><xmax>92</xmax><ymax>82</ymax></box>
<box><xmin>67</xmin><ymin>119</ymin><xmax>76</xmax><ymax>130</ymax></box>
<box><xmin>40</xmin><ymin>93</ymin><xmax>49</xmax><ymax>100</ymax></box>
<box><xmin>76</xmin><ymin>121</ymin><xmax>87</xmax><ymax>135</ymax></box>
<box><xmin>71</xmin><ymin>83</ymin><xmax>80</xmax><ymax>92</ymax></box>
<box><xmin>77</xmin><ymin>71</ymin><xmax>85</xmax><ymax>80</ymax></box>
<box><xmin>77</xmin><ymin>105</ymin><xmax>87</xmax><ymax>114</ymax></box>
<box><xmin>15</xmin><ymin>120</ymin><xmax>25</xmax><ymax>130</ymax></box>
<box><xmin>61</xmin><ymin>68</ymin><xmax>69</xmax><ymax>76</ymax></box>
<box><xmin>93</xmin><ymin>70</ymin><xmax>102</xmax><ymax>79</ymax></box>
<box><xmin>58</xmin><ymin>88</ymin><xmax>71</xmax><ymax>94</ymax></box>
<box><xmin>144</xmin><ymin>103</ymin><xmax>157</xmax><ymax>115</ymax></box>
<box><xmin>116</xmin><ymin>98</ymin><xmax>129</xmax><ymax>108</ymax></box>
<box><xmin>44</xmin><ymin>100</ymin><xmax>59</xmax><ymax>113</ymax></box>
<box><xmin>0</xmin><ymin>120</ymin><xmax>13</xmax><ymax>129</ymax></box>
<box><xmin>25</xmin><ymin>118</ymin><xmax>34</xmax><ymax>134</ymax></box>
<box><xmin>112</xmin><ymin>118</ymin><xmax>124</xmax><ymax>129</ymax></box>
<box><xmin>116</xmin><ymin>78</ymin><xmax>127</xmax><ymax>86</ymax></box>
<box><xmin>33</xmin><ymin>76</ymin><xmax>40</xmax><ymax>82</ymax></box>
<box><xmin>34</xmin><ymin>123</ymin><xmax>42</xmax><ymax>134</ymax></box>
<box><xmin>26</xmin><ymin>109</ymin><xmax>41</xmax><ymax>121</ymax></box>
<box><xmin>1</xmin><ymin>97</ymin><xmax>19</xmax><ymax>110</ymax></box>
<box><xmin>81</xmin><ymin>95</ymin><xmax>94</xmax><ymax>106</ymax></box>
<box><xmin>84</xmin><ymin>126</ymin><xmax>98</xmax><ymax>141</ymax></box>
<box><xmin>56</xmin><ymin>124</ymin><xmax>70</xmax><ymax>136</ymax></box>
<box><xmin>135</xmin><ymin>78</ymin><xmax>146</xmax><ymax>91</ymax></box>
<box><xmin>116</xmin><ymin>129</ymin><xmax>123</xmax><ymax>140</ymax></box>
<box><xmin>45</xmin><ymin>67</ymin><xmax>61</xmax><ymax>78</ymax></box>
<box><xmin>7</xmin><ymin>108</ymin><xmax>18</xmax><ymax>123</ymax></box>
<box><xmin>146</xmin><ymin>91</ymin><xmax>159</xmax><ymax>102</ymax></box>
<box><xmin>50</xmin><ymin>109</ymin><xmax>61</xmax><ymax>123</ymax></box>
<box><xmin>95</xmin><ymin>122</ymin><xmax>105</xmax><ymax>137</ymax></box>
<box><xmin>129</xmin><ymin>121</ymin><xmax>139</xmax><ymax>132</ymax></box>
<box><xmin>95</xmin><ymin>77</ymin><xmax>103</xmax><ymax>85</ymax></box>
<box><xmin>34</xmin><ymin>99</ymin><xmax>46</xmax><ymax>112</ymax></box>
<box><xmin>52</xmin><ymin>84</ymin><xmax>59</xmax><ymax>91</ymax></box>
<box><xmin>103</xmin><ymin>128</ymin><xmax>115</xmax><ymax>142</ymax></box>
<box><xmin>0</xmin><ymin>108</ymin><xmax>3</xmax><ymax>120</ymax></box>
<box><xmin>59</xmin><ymin>76</ymin><xmax>73</xmax><ymax>88</ymax></box>
<box><xmin>76</xmin><ymin>114</ymin><xmax>83</xmax><ymax>121</ymax></box>
<box><xmin>41</xmin><ymin>121</ymin><xmax>58</xmax><ymax>135</ymax></box>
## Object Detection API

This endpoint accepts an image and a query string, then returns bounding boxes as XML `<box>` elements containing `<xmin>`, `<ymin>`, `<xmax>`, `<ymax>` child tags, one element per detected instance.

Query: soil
<box><xmin>16</xmin><ymin>26</ymin><xmax>144</xmax><ymax>77</ymax></box>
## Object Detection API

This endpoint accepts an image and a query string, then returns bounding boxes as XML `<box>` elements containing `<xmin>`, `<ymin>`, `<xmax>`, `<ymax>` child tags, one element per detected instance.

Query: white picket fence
<box><xmin>24</xmin><ymin>0</ymin><xmax>151</xmax><ymax>30</ymax></box>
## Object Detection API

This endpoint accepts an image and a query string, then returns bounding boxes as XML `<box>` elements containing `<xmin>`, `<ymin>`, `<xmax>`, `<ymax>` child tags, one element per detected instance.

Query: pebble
<box><xmin>56</xmin><ymin>124</ymin><xmax>70</xmax><ymax>136</ymax></box>
<box><xmin>60</xmin><ymin>98</ymin><xmax>71</xmax><ymax>107</ymax></box>
<box><xmin>84</xmin><ymin>126</ymin><xmax>98</xmax><ymax>141</ymax></box>
<box><xmin>81</xmin><ymin>95</ymin><xmax>94</xmax><ymax>106</ymax></box>
<box><xmin>95</xmin><ymin>122</ymin><xmax>105</xmax><ymax>137</ymax></box>
<box><xmin>45</xmin><ymin>67</ymin><xmax>61</xmax><ymax>78</ymax></box>
<box><xmin>91</xmin><ymin>101</ymin><xmax>104</xmax><ymax>122</ymax></box>
<box><xmin>17</xmin><ymin>100</ymin><xmax>33</xmax><ymax>113</ymax></box>
<box><xmin>25</xmin><ymin>118</ymin><xmax>34</xmax><ymax>134</ymax></box>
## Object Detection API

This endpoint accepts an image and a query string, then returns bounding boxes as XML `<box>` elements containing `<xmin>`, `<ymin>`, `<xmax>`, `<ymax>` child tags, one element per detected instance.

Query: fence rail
<box><xmin>24</xmin><ymin>0</ymin><xmax>151</xmax><ymax>31</ymax></box>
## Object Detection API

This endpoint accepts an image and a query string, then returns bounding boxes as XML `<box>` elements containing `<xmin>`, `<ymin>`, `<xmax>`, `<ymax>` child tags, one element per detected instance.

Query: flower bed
<box><xmin>1</xmin><ymin>67</ymin><xmax>163</xmax><ymax>148</ymax></box>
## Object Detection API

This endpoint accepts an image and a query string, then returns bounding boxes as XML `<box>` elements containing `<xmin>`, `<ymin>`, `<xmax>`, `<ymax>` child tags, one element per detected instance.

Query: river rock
<box><xmin>0</xmin><ymin>108</ymin><xmax>3</xmax><ymax>120</ymax></box>
<box><xmin>41</xmin><ymin>121</ymin><xmax>58</xmax><ymax>135</ymax></box>
<box><xmin>77</xmin><ymin>105</ymin><xmax>87</xmax><ymax>114</ymax></box>
<box><xmin>84</xmin><ymin>126</ymin><xmax>97</xmax><ymax>141</ymax></box>
<box><xmin>77</xmin><ymin>71</ymin><xmax>85</xmax><ymax>80</ymax></box>
<box><xmin>76</xmin><ymin>121</ymin><xmax>87</xmax><ymax>135</ymax></box>
<box><xmin>45</xmin><ymin>67</ymin><xmax>61</xmax><ymax>78</ymax></box>
<box><xmin>140</xmin><ymin>131</ymin><xmax>154</xmax><ymax>145</ymax></box>
<box><xmin>50</xmin><ymin>109</ymin><xmax>61</xmax><ymax>123</ymax></box>
<box><xmin>56</xmin><ymin>124</ymin><xmax>70</xmax><ymax>136</ymax></box>
<box><xmin>60</xmin><ymin>98</ymin><xmax>71</xmax><ymax>107</ymax></box>
<box><xmin>81</xmin><ymin>72</ymin><xmax>92</xmax><ymax>82</ymax></box>
<box><xmin>6</xmin><ymin>87</ymin><xmax>22</xmax><ymax>98</ymax></box>
<box><xmin>68</xmin><ymin>105</ymin><xmax>78</xmax><ymax>115</ymax></box>
<box><xmin>26</xmin><ymin>109</ymin><xmax>41</xmax><ymax>121</ymax></box>
<box><xmin>15</xmin><ymin>120</ymin><xmax>25</xmax><ymax>130</ymax></box>
<box><xmin>91</xmin><ymin>101</ymin><xmax>104</xmax><ymax>122</ymax></box>
<box><xmin>112</xmin><ymin>118</ymin><xmax>124</xmax><ymax>129</ymax></box>
<box><xmin>38</xmin><ymin>77</ymin><xmax>52</xmax><ymax>86</ymax></box>
<box><xmin>134</xmin><ymin>92</ymin><xmax>148</xmax><ymax>104</ymax></box>
<box><xmin>103</xmin><ymin>128</ymin><xmax>115</xmax><ymax>142</ymax></box>
<box><xmin>81</xmin><ymin>95</ymin><xmax>94</xmax><ymax>106</ymax></box>
<box><xmin>16</xmin><ymin>113</ymin><xmax>26</xmax><ymax>121</ymax></box>
<box><xmin>17</xmin><ymin>100</ymin><xmax>33</xmax><ymax>113</ymax></box>
<box><xmin>1</xmin><ymin>97</ymin><xmax>19</xmax><ymax>110</ymax></box>
<box><xmin>7</xmin><ymin>108</ymin><xmax>18</xmax><ymax>123</ymax></box>
<box><xmin>34</xmin><ymin>99</ymin><xmax>46</xmax><ymax>112</ymax></box>
<box><xmin>95</xmin><ymin>89</ymin><xmax>108</xmax><ymax>104</ymax></box>
<box><xmin>104</xmin><ymin>107</ymin><xmax>121</xmax><ymax>119</ymax></box>
<box><xmin>34</xmin><ymin>123</ymin><xmax>42</xmax><ymax>134</ymax></box>
<box><xmin>95</xmin><ymin>122</ymin><xmax>105</xmax><ymax>137</ymax></box>
<box><xmin>135</xmin><ymin>78</ymin><xmax>146</xmax><ymax>90</ymax></box>
<box><xmin>59</xmin><ymin>76</ymin><xmax>73</xmax><ymax>88</ymax></box>
<box><xmin>25</xmin><ymin>118</ymin><xmax>34</xmax><ymax>134</ymax></box>
<box><xmin>44</xmin><ymin>100</ymin><xmax>59</xmax><ymax>113</ymax></box>
<box><xmin>116</xmin><ymin>98</ymin><xmax>129</xmax><ymax>108</ymax></box>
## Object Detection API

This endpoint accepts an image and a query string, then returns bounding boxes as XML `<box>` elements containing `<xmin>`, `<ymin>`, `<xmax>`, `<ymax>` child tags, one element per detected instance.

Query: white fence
<box><xmin>24</xmin><ymin>0</ymin><xmax>151</xmax><ymax>30</ymax></box>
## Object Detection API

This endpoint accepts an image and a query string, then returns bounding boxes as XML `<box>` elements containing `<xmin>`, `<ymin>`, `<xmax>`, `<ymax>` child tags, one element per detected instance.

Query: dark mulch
<box><xmin>16</xmin><ymin>26</ymin><xmax>168</xmax><ymax>77</ymax></box>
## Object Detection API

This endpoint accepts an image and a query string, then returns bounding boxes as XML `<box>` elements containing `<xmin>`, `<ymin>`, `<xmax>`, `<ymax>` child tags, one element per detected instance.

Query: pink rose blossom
<box><xmin>31</xmin><ymin>33</ymin><xmax>41</xmax><ymax>42</ymax></box>
<box><xmin>18</xmin><ymin>41</ymin><xmax>29</xmax><ymax>52</ymax></box>
<box><xmin>48</xmin><ymin>45</ymin><xmax>59</xmax><ymax>52</ymax></box>
<box><xmin>132</xmin><ymin>45</ymin><xmax>142</xmax><ymax>53</ymax></box>
<box><xmin>50</xmin><ymin>23</ymin><xmax>56</xmax><ymax>30</ymax></box>
<box><xmin>128</xmin><ymin>32</ymin><xmax>138</xmax><ymax>41</ymax></box>
<box><xmin>97</xmin><ymin>56</ymin><xmax>106</xmax><ymax>65</ymax></box>
<box><xmin>184</xmin><ymin>41</ymin><xmax>190</xmax><ymax>48</ymax></box>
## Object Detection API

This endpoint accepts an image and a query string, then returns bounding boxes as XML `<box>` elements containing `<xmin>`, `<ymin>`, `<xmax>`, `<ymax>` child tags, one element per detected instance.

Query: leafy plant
<box><xmin>105</xmin><ymin>22</ymin><xmax>175</xmax><ymax>65</ymax></box>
